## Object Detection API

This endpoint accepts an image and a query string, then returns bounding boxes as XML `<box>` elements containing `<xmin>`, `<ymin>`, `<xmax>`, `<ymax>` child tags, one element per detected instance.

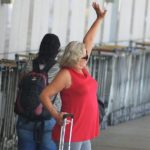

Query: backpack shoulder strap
<box><xmin>42</xmin><ymin>59</ymin><xmax>57</xmax><ymax>73</ymax></box>
<box><xmin>32</xmin><ymin>58</ymin><xmax>56</xmax><ymax>73</ymax></box>
<box><xmin>52</xmin><ymin>94</ymin><xmax>58</xmax><ymax>104</ymax></box>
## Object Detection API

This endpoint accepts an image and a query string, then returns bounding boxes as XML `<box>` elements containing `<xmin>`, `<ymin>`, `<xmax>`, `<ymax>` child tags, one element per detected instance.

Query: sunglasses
<box><xmin>81</xmin><ymin>51</ymin><xmax>88</xmax><ymax>60</ymax></box>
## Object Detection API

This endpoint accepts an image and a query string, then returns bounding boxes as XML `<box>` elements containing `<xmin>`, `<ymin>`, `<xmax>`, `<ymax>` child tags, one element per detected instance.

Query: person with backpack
<box><xmin>40</xmin><ymin>2</ymin><xmax>106</xmax><ymax>150</ymax></box>
<box><xmin>15</xmin><ymin>33</ymin><xmax>61</xmax><ymax>150</ymax></box>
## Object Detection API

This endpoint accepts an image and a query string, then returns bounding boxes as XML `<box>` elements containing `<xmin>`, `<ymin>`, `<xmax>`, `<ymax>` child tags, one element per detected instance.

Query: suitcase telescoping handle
<box><xmin>59</xmin><ymin>113</ymin><xmax>74</xmax><ymax>150</ymax></box>
<box><xmin>63</xmin><ymin>113</ymin><xmax>74</xmax><ymax>119</ymax></box>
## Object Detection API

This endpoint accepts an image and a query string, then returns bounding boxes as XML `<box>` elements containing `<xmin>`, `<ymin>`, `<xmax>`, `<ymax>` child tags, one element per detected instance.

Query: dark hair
<box><xmin>33</xmin><ymin>33</ymin><xmax>60</xmax><ymax>71</ymax></box>
<box><xmin>38</xmin><ymin>33</ymin><xmax>60</xmax><ymax>63</ymax></box>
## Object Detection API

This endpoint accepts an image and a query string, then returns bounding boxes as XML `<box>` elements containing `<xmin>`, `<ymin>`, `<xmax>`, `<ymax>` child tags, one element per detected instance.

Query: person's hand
<box><xmin>56</xmin><ymin>112</ymin><xmax>69</xmax><ymax>126</ymax></box>
<box><xmin>92</xmin><ymin>2</ymin><xmax>107</xmax><ymax>20</ymax></box>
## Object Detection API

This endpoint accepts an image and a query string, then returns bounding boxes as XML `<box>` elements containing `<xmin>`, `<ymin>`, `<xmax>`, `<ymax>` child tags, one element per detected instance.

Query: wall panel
<box><xmin>145</xmin><ymin>0</ymin><xmax>150</xmax><ymax>39</ymax></box>
<box><xmin>118</xmin><ymin>0</ymin><xmax>133</xmax><ymax>41</ymax></box>
<box><xmin>0</xmin><ymin>0</ymin><xmax>150</xmax><ymax>58</ymax></box>
<box><xmin>30</xmin><ymin>0</ymin><xmax>51</xmax><ymax>51</ymax></box>
<box><xmin>51</xmin><ymin>0</ymin><xmax>69</xmax><ymax>46</ymax></box>
<box><xmin>0</xmin><ymin>5</ymin><xmax>8</xmax><ymax>57</ymax></box>
<box><xmin>69</xmin><ymin>0</ymin><xmax>86</xmax><ymax>42</ymax></box>
<box><xmin>102</xmin><ymin>3</ymin><xmax>113</xmax><ymax>43</ymax></box>
<box><xmin>9</xmin><ymin>0</ymin><xmax>30</xmax><ymax>56</ymax></box>
<box><xmin>132</xmin><ymin>0</ymin><xmax>146</xmax><ymax>40</ymax></box>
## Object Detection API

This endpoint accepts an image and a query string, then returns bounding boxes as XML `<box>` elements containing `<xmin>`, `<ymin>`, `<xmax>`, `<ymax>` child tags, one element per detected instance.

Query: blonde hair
<box><xmin>58</xmin><ymin>41</ymin><xmax>85</xmax><ymax>67</ymax></box>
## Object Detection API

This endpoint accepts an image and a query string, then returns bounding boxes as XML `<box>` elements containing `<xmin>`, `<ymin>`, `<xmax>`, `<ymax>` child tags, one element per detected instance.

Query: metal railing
<box><xmin>90</xmin><ymin>43</ymin><xmax>150</xmax><ymax>126</ymax></box>
<box><xmin>0</xmin><ymin>54</ymin><xmax>34</xmax><ymax>150</ymax></box>
<box><xmin>0</xmin><ymin>60</ymin><xmax>18</xmax><ymax>150</ymax></box>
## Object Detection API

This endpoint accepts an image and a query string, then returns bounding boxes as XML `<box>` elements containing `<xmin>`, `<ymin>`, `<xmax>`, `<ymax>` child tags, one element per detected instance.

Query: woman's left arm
<box><xmin>83</xmin><ymin>2</ymin><xmax>106</xmax><ymax>56</ymax></box>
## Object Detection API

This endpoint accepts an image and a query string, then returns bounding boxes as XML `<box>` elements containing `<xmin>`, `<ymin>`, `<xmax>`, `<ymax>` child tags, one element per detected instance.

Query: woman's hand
<box><xmin>55</xmin><ymin>112</ymin><xmax>69</xmax><ymax>126</ymax></box>
<box><xmin>92</xmin><ymin>2</ymin><xmax>107</xmax><ymax>20</ymax></box>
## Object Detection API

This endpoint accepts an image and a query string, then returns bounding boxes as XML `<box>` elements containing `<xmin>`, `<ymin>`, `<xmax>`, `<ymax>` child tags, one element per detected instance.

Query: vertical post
<box><xmin>26</xmin><ymin>0</ymin><xmax>34</xmax><ymax>52</ymax></box>
<box><xmin>129</xmin><ymin>0</ymin><xmax>135</xmax><ymax>41</ymax></box>
<box><xmin>143</xmin><ymin>0</ymin><xmax>149</xmax><ymax>41</ymax></box>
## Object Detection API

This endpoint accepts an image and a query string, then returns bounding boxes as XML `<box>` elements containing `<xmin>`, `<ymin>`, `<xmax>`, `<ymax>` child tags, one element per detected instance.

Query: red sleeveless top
<box><xmin>52</xmin><ymin>67</ymin><xmax>99</xmax><ymax>142</ymax></box>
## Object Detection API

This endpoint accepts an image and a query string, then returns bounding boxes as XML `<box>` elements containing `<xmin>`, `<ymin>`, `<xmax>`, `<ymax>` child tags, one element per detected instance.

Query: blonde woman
<box><xmin>40</xmin><ymin>2</ymin><xmax>106</xmax><ymax>150</ymax></box>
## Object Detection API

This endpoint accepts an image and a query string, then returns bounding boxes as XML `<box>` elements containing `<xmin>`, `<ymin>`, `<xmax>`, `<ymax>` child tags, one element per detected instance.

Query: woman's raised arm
<box><xmin>83</xmin><ymin>2</ymin><xmax>106</xmax><ymax>55</ymax></box>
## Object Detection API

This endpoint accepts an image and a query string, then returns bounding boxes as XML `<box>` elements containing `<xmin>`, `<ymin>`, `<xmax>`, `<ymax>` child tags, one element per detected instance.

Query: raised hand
<box><xmin>92</xmin><ymin>2</ymin><xmax>107</xmax><ymax>20</ymax></box>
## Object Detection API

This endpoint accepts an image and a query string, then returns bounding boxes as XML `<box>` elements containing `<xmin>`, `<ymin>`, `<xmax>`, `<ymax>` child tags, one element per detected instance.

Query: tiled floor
<box><xmin>92</xmin><ymin>115</ymin><xmax>150</xmax><ymax>150</ymax></box>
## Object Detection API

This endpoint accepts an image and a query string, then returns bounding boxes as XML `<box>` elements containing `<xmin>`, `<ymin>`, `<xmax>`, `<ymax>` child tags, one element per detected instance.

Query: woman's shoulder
<box><xmin>55</xmin><ymin>68</ymin><xmax>71</xmax><ymax>89</ymax></box>
<box><xmin>56</xmin><ymin>67</ymin><xmax>71</xmax><ymax>78</ymax></box>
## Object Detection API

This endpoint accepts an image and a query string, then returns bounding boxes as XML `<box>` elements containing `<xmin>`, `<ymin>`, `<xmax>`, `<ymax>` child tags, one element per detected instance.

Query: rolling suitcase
<box><xmin>59</xmin><ymin>114</ymin><xmax>74</xmax><ymax>150</ymax></box>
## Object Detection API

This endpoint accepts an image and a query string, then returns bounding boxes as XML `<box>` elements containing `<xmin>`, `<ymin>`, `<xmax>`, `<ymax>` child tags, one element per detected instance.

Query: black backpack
<box><xmin>14</xmin><ymin>60</ymin><xmax>56</xmax><ymax>121</ymax></box>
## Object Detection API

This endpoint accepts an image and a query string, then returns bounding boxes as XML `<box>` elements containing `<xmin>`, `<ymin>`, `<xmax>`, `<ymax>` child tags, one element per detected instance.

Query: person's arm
<box><xmin>83</xmin><ymin>2</ymin><xmax>106</xmax><ymax>55</ymax></box>
<box><xmin>40</xmin><ymin>69</ymin><xmax>71</xmax><ymax>125</ymax></box>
